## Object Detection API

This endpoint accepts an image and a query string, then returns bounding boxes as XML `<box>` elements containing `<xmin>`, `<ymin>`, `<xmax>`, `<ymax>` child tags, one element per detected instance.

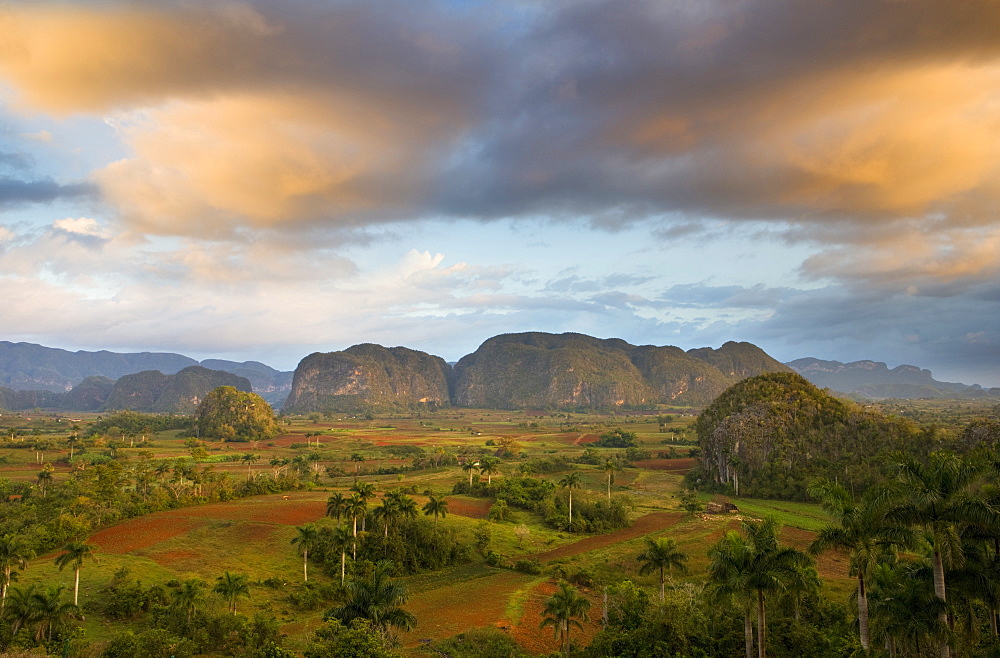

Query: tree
<box><xmin>540</xmin><ymin>581</ymin><xmax>591</xmax><ymax>657</ymax></box>
<box><xmin>323</xmin><ymin>525</ymin><xmax>353</xmax><ymax>586</ymax></box>
<box><xmin>708</xmin><ymin>518</ymin><xmax>811</xmax><ymax>658</ymax></box>
<box><xmin>171</xmin><ymin>578</ymin><xmax>207</xmax><ymax>623</ymax></box>
<box><xmin>195</xmin><ymin>386</ymin><xmax>279</xmax><ymax>442</ymax></box>
<box><xmin>463</xmin><ymin>461</ymin><xmax>479</xmax><ymax>486</ymax></box>
<box><xmin>808</xmin><ymin>478</ymin><xmax>912</xmax><ymax>652</ymax></box>
<box><xmin>325</xmin><ymin>560</ymin><xmax>416</xmax><ymax>643</ymax></box>
<box><xmin>595</xmin><ymin>428</ymin><xmax>637</xmax><ymax>448</ymax></box>
<box><xmin>326</xmin><ymin>492</ymin><xmax>348</xmax><ymax>522</ymax></box>
<box><xmin>292</xmin><ymin>524</ymin><xmax>321</xmax><ymax>583</ymax></box>
<box><xmin>887</xmin><ymin>451</ymin><xmax>993</xmax><ymax>658</ymax></box>
<box><xmin>54</xmin><ymin>541</ymin><xmax>98</xmax><ymax>606</ymax></box>
<box><xmin>241</xmin><ymin>453</ymin><xmax>260</xmax><ymax>481</ymax></box>
<box><xmin>351</xmin><ymin>482</ymin><xmax>377</xmax><ymax>531</ymax></box>
<box><xmin>36</xmin><ymin>463</ymin><xmax>54</xmax><ymax>497</ymax></box>
<box><xmin>558</xmin><ymin>472</ymin><xmax>583</xmax><ymax>528</ymax></box>
<box><xmin>214</xmin><ymin>571</ymin><xmax>250</xmax><ymax>614</ymax></box>
<box><xmin>637</xmin><ymin>536</ymin><xmax>688</xmax><ymax>603</ymax></box>
<box><xmin>8</xmin><ymin>583</ymin><xmax>80</xmax><ymax>644</ymax></box>
<box><xmin>423</xmin><ymin>494</ymin><xmax>449</xmax><ymax>523</ymax></box>
<box><xmin>0</xmin><ymin>533</ymin><xmax>34</xmax><ymax>610</ymax></box>
<box><xmin>479</xmin><ymin>456</ymin><xmax>501</xmax><ymax>484</ymax></box>
<box><xmin>602</xmin><ymin>459</ymin><xmax>619</xmax><ymax>502</ymax></box>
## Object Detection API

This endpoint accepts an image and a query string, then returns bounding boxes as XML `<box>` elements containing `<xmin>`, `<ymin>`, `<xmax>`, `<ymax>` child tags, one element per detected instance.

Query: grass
<box><xmin>0</xmin><ymin>407</ymin><xmax>858</xmax><ymax>654</ymax></box>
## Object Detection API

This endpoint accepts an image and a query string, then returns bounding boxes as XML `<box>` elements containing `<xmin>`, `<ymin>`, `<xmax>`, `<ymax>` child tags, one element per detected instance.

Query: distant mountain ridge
<box><xmin>0</xmin><ymin>342</ymin><xmax>293</xmax><ymax>406</ymax></box>
<box><xmin>282</xmin><ymin>333</ymin><xmax>793</xmax><ymax>413</ymax></box>
<box><xmin>785</xmin><ymin>357</ymin><xmax>998</xmax><ymax>399</ymax></box>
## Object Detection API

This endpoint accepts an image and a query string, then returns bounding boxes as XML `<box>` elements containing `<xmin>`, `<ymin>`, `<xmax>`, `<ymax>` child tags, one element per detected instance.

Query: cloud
<box><xmin>0</xmin><ymin>177</ymin><xmax>95</xmax><ymax>206</ymax></box>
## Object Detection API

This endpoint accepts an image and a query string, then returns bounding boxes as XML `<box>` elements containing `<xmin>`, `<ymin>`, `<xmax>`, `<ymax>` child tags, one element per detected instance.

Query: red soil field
<box><xmin>508</xmin><ymin>580</ymin><xmax>602</xmax><ymax>655</ymax></box>
<box><xmin>176</xmin><ymin>497</ymin><xmax>326</xmax><ymax>525</ymax></box>
<box><xmin>444</xmin><ymin>497</ymin><xmax>491</xmax><ymax>519</ymax></box>
<box><xmin>89</xmin><ymin>515</ymin><xmax>202</xmax><ymax>554</ymax></box>
<box><xmin>633</xmin><ymin>457</ymin><xmax>696</xmax><ymax>474</ymax></box>
<box><xmin>530</xmin><ymin>511</ymin><xmax>685</xmax><ymax>562</ymax></box>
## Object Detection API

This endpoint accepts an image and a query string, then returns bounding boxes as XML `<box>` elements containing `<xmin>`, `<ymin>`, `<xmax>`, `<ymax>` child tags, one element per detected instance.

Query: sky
<box><xmin>0</xmin><ymin>0</ymin><xmax>999</xmax><ymax>387</ymax></box>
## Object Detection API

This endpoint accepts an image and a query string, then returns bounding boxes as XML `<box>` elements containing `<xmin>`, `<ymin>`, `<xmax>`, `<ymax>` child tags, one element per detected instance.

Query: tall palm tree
<box><xmin>708</xmin><ymin>518</ymin><xmax>811</xmax><ymax>658</ymax></box>
<box><xmin>423</xmin><ymin>494</ymin><xmax>449</xmax><ymax>523</ymax></box>
<box><xmin>540</xmin><ymin>581</ymin><xmax>591</xmax><ymax>657</ymax></box>
<box><xmin>214</xmin><ymin>571</ymin><xmax>250</xmax><ymax>614</ymax></box>
<box><xmin>637</xmin><ymin>536</ymin><xmax>688</xmax><ymax>603</ymax></box>
<box><xmin>558</xmin><ymin>472</ymin><xmax>583</xmax><ymax>528</ymax></box>
<box><xmin>23</xmin><ymin>584</ymin><xmax>80</xmax><ymax>644</ymax></box>
<box><xmin>54</xmin><ymin>541</ymin><xmax>98</xmax><ymax>606</ymax></box>
<box><xmin>603</xmin><ymin>459</ymin><xmax>619</xmax><ymax>502</ymax></box>
<box><xmin>36</xmin><ymin>464</ymin><xmax>54</xmax><ymax>497</ymax></box>
<box><xmin>291</xmin><ymin>523</ymin><xmax>321</xmax><ymax>582</ymax></box>
<box><xmin>808</xmin><ymin>478</ymin><xmax>913</xmax><ymax>652</ymax></box>
<box><xmin>868</xmin><ymin>560</ymin><xmax>947</xmax><ymax>657</ymax></box>
<box><xmin>0</xmin><ymin>534</ymin><xmax>34</xmax><ymax>610</ymax></box>
<box><xmin>323</xmin><ymin>524</ymin><xmax>353</xmax><ymax>585</ymax></box>
<box><xmin>326</xmin><ymin>492</ymin><xmax>348</xmax><ymax>522</ymax></box>
<box><xmin>346</xmin><ymin>494</ymin><xmax>367</xmax><ymax>559</ymax></box>
<box><xmin>887</xmin><ymin>451</ymin><xmax>993</xmax><ymax>658</ymax></box>
<box><xmin>241</xmin><ymin>453</ymin><xmax>260</xmax><ymax>481</ymax></box>
<box><xmin>479</xmin><ymin>457</ymin><xmax>501</xmax><ymax>485</ymax></box>
<box><xmin>351</xmin><ymin>482</ymin><xmax>377</xmax><ymax>531</ymax></box>
<box><xmin>325</xmin><ymin>560</ymin><xmax>415</xmax><ymax>642</ymax></box>
<box><xmin>171</xmin><ymin>578</ymin><xmax>207</xmax><ymax>623</ymax></box>
<box><xmin>463</xmin><ymin>461</ymin><xmax>479</xmax><ymax>486</ymax></box>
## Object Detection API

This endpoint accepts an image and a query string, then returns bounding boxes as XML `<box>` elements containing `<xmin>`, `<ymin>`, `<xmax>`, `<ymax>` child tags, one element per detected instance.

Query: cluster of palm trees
<box><xmin>324</xmin><ymin>559</ymin><xmax>416</xmax><ymax>645</ymax></box>
<box><xmin>701</xmin><ymin>449</ymin><xmax>1000</xmax><ymax>658</ymax></box>
<box><xmin>309</xmin><ymin>484</ymin><xmax>450</xmax><ymax>584</ymax></box>
<box><xmin>807</xmin><ymin>450</ymin><xmax>1000</xmax><ymax>658</ymax></box>
<box><xmin>461</xmin><ymin>455</ymin><xmax>502</xmax><ymax>485</ymax></box>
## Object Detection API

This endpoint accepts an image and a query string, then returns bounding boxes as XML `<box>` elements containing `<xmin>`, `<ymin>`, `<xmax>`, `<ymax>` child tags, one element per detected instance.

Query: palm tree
<box><xmin>887</xmin><ymin>451</ymin><xmax>993</xmax><ymax>658</ymax></box>
<box><xmin>326</xmin><ymin>492</ymin><xmax>348</xmax><ymax>522</ymax></box>
<box><xmin>325</xmin><ymin>560</ymin><xmax>415</xmax><ymax>642</ymax></box>
<box><xmin>36</xmin><ymin>464</ymin><xmax>54</xmax><ymax>497</ymax></box>
<box><xmin>423</xmin><ymin>494</ymin><xmax>449</xmax><ymax>523</ymax></box>
<box><xmin>241</xmin><ymin>453</ymin><xmax>260</xmax><ymax>481</ymax></box>
<box><xmin>558</xmin><ymin>472</ymin><xmax>583</xmax><ymax>528</ymax></box>
<box><xmin>808</xmin><ymin>478</ymin><xmax>913</xmax><ymax>652</ymax></box>
<box><xmin>0</xmin><ymin>534</ymin><xmax>34</xmax><ymax>610</ymax></box>
<box><xmin>291</xmin><ymin>523</ymin><xmax>320</xmax><ymax>582</ymax></box>
<box><xmin>869</xmin><ymin>560</ymin><xmax>947</xmax><ymax>657</ymax></box>
<box><xmin>637</xmin><ymin>536</ymin><xmax>688</xmax><ymax>603</ymax></box>
<box><xmin>54</xmin><ymin>541</ymin><xmax>98</xmax><ymax>606</ymax></box>
<box><xmin>351</xmin><ymin>482</ymin><xmax>377</xmax><ymax>531</ymax></box>
<box><xmin>479</xmin><ymin>457</ymin><xmax>501</xmax><ymax>485</ymax></box>
<box><xmin>323</xmin><ymin>524</ymin><xmax>353</xmax><ymax>585</ymax></box>
<box><xmin>603</xmin><ymin>459</ymin><xmax>619</xmax><ymax>502</ymax></box>
<box><xmin>23</xmin><ymin>584</ymin><xmax>80</xmax><ymax>644</ymax></box>
<box><xmin>708</xmin><ymin>518</ymin><xmax>811</xmax><ymax>658</ymax></box>
<box><xmin>463</xmin><ymin>461</ymin><xmax>479</xmax><ymax>486</ymax></box>
<box><xmin>346</xmin><ymin>494</ymin><xmax>367</xmax><ymax>559</ymax></box>
<box><xmin>214</xmin><ymin>571</ymin><xmax>250</xmax><ymax>614</ymax></box>
<box><xmin>171</xmin><ymin>578</ymin><xmax>207</xmax><ymax>623</ymax></box>
<box><xmin>540</xmin><ymin>581</ymin><xmax>591</xmax><ymax>657</ymax></box>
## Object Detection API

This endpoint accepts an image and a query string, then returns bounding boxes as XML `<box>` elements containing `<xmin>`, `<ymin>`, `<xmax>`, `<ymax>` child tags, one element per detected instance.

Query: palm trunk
<box><xmin>607</xmin><ymin>473</ymin><xmax>612</xmax><ymax>502</ymax></box>
<box><xmin>303</xmin><ymin>548</ymin><xmax>308</xmax><ymax>582</ymax></box>
<box><xmin>2</xmin><ymin>568</ymin><xmax>9</xmax><ymax>609</ymax></box>
<box><xmin>659</xmin><ymin>568</ymin><xmax>665</xmax><ymax>603</ymax></box>
<box><xmin>74</xmin><ymin>566</ymin><xmax>80</xmax><ymax>606</ymax></box>
<box><xmin>858</xmin><ymin>573</ymin><xmax>870</xmax><ymax>652</ymax></box>
<box><xmin>341</xmin><ymin>550</ymin><xmax>346</xmax><ymax>585</ymax></box>
<box><xmin>757</xmin><ymin>590</ymin><xmax>766</xmax><ymax>658</ymax></box>
<box><xmin>568</xmin><ymin>492</ymin><xmax>573</xmax><ymax>527</ymax></box>
<box><xmin>744</xmin><ymin>609</ymin><xmax>754</xmax><ymax>658</ymax></box>
<box><xmin>933</xmin><ymin>549</ymin><xmax>950</xmax><ymax>658</ymax></box>
<box><xmin>991</xmin><ymin>608</ymin><xmax>998</xmax><ymax>637</ymax></box>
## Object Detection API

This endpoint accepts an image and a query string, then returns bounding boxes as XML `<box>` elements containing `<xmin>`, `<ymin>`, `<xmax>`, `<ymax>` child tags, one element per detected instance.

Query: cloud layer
<box><xmin>0</xmin><ymin>0</ymin><xmax>998</xmax><ymax>384</ymax></box>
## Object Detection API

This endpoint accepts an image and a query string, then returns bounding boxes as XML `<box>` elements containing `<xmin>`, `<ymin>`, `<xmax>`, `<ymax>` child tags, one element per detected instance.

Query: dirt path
<box><xmin>529</xmin><ymin>511</ymin><xmax>685</xmax><ymax>562</ymax></box>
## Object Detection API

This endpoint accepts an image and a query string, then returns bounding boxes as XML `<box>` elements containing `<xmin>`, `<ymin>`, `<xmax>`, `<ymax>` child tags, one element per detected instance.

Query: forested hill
<box><xmin>689</xmin><ymin>372</ymin><xmax>928</xmax><ymax>499</ymax></box>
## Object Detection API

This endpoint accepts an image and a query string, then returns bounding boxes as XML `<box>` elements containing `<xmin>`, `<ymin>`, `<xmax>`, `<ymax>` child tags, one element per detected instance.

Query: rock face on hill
<box><xmin>785</xmin><ymin>357</ymin><xmax>990</xmax><ymax>399</ymax></box>
<box><xmin>102</xmin><ymin>366</ymin><xmax>253</xmax><ymax>413</ymax></box>
<box><xmin>283</xmin><ymin>344</ymin><xmax>452</xmax><ymax>413</ymax></box>
<box><xmin>452</xmin><ymin>333</ymin><xmax>791</xmax><ymax>409</ymax></box>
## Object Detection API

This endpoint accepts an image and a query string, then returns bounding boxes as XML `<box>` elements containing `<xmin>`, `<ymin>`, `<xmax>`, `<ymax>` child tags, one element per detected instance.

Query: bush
<box><xmin>513</xmin><ymin>558</ymin><xmax>543</xmax><ymax>575</ymax></box>
<box><xmin>429</xmin><ymin>627</ymin><xmax>529</xmax><ymax>657</ymax></box>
